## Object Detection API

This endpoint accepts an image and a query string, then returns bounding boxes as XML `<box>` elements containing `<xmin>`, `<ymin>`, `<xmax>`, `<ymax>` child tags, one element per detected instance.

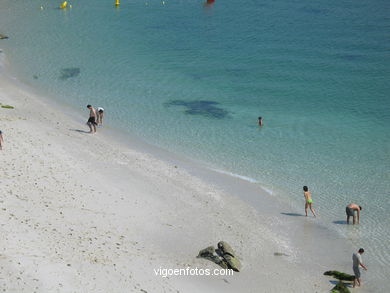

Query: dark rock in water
<box><xmin>33</xmin><ymin>75</ymin><xmax>39</xmax><ymax>80</ymax></box>
<box><xmin>324</xmin><ymin>271</ymin><xmax>355</xmax><ymax>281</ymax></box>
<box><xmin>59</xmin><ymin>67</ymin><xmax>80</xmax><ymax>80</ymax></box>
<box><xmin>0</xmin><ymin>33</ymin><xmax>9</xmax><ymax>39</ymax></box>
<box><xmin>331</xmin><ymin>280</ymin><xmax>351</xmax><ymax>293</ymax></box>
<box><xmin>165</xmin><ymin>100</ymin><xmax>229</xmax><ymax>119</ymax></box>
<box><xmin>217</xmin><ymin>241</ymin><xmax>241</xmax><ymax>272</ymax></box>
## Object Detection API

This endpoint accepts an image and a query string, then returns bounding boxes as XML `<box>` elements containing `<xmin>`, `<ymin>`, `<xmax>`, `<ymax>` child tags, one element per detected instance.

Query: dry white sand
<box><xmin>0</xmin><ymin>55</ymin><xmax>334</xmax><ymax>292</ymax></box>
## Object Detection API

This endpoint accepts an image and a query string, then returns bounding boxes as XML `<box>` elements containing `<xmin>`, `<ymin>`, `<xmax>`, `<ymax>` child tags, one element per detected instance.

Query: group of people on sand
<box><xmin>86</xmin><ymin>104</ymin><xmax>104</xmax><ymax>133</ymax></box>
<box><xmin>302</xmin><ymin>186</ymin><xmax>367</xmax><ymax>287</ymax></box>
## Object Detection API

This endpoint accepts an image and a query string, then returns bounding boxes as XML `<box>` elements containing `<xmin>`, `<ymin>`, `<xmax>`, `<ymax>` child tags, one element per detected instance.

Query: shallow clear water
<box><xmin>1</xmin><ymin>0</ymin><xmax>389</xmax><ymax>289</ymax></box>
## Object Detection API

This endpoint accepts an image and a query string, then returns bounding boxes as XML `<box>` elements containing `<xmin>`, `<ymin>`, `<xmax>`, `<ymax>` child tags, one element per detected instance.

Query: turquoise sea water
<box><xmin>0</xmin><ymin>0</ymin><xmax>389</xmax><ymax>289</ymax></box>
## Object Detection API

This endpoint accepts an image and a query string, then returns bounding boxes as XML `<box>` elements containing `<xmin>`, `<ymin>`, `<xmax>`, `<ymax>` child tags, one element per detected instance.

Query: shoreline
<box><xmin>0</xmin><ymin>49</ymin><xmax>375</xmax><ymax>292</ymax></box>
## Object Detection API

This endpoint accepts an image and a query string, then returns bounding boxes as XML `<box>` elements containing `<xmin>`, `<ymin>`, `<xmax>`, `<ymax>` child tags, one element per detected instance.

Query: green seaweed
<box><xmin>324</xmin><ymin>271</ymin><xmax>355</xmax><ymax>281</ymax></box>
<box><xmin>331</xmin><ymin>280</ymin><xmax>351</xmax><ymax>293</ymax></box>
<box><xmin>274</xmin><ymin>252</ymin><xmax>289</xmax><ymax>256</ymax></box>
<box><xmin>1</xmin><ymin>105</ymin><xmax>14</xmax><ymax>109</ymax></box>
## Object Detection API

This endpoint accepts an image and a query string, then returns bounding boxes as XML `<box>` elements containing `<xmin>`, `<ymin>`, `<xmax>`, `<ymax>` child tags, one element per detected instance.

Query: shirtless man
<box><xmin>346</xmin><ymin>203</ymin><xmax>362</xmax><ymax>224</ymax></box>
<box><xmin>86</xmin><ymin>105</ymin><xmax>97</xmax><ymax>133</ymax></box>
<box><xmin>303</xmin><ymin>186</ymin><xmax>316</xmax><ymax>217</ymax></box>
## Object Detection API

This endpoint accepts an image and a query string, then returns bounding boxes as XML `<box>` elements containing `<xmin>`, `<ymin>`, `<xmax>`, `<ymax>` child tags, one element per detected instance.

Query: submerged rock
<box><xmin>165</xmin><ymin>100</ymin><xmax>229</xmax><ymax>119</ymax></box>
<box><xmin>331</xmin><ymin>280</ymin><xmax>351</xmax><ymax>293</ymax></box>
<box><xmin>324</xmin><ymin>271</ymin><xmax>355</xmax><ymax>281</ymax></box>
<box><xmin>0</xmin><ymin>33</ymin><xmax>9</xmax><ymax>39</ymax></box>
<box><xmin>59</xmin><ymin>67</ymin><xmax>80</xmax><ymax>80</ymax></box>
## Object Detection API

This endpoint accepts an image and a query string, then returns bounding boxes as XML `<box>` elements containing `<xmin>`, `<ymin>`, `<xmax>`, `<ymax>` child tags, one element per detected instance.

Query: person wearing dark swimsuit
<box><xmin>86</xmin><ymin>105</ymin><xmax>97</xmax><ymax>133</ymax></box>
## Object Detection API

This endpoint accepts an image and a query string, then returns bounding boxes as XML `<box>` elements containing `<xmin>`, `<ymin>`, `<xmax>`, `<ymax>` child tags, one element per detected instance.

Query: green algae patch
<box><xmin>274</xmin><ymin>252</ymin><xmax>289</xmax><ymax>256</ymax></box>
<box><xmin>331</xmin><ymin>280</ymin><xmax>351</xmax><ymax>293</ymax></box>
<box><xmin>1</xmin><ymin>105</ymin><xmax>14</xmax><ymax>109</ymax></box>
<box><xmin>324</xmin><ymin>271</ymin><xmax>355</xmax><ymax>281</ymax></box>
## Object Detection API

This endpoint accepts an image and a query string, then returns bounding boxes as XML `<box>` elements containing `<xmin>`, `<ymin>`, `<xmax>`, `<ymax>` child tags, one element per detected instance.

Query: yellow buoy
<box><xmin>60</xmin><ymin>1</ymin><xmax>68</xmax><ymax>9</ymax></box>
<box><xmin>115</xmin><ymin>0</ymin><xmax>120</xmax><ymax>6</ymax></box>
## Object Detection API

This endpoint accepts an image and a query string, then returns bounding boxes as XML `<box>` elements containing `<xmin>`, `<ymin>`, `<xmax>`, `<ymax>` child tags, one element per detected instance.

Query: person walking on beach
<box><xmin>346</xmin><ymin>203</ymin><xmax>362</xmax><ymax>225</ymax></box>
<box><xmin>96</xmin><ymin>107</ymin><xmax>104</xmax><ymax>126</ymax></box>
<box><xmin>86</xmin><ymin>105</ymin><xmax>97</xmax><ymax>133</ymax></box>
<box><xmin>258</xmin><ymin>117</ymin><xmax>263</xmax><ymax>127</ymax></box>
<box><xmin>0</xmin><ymin>130</ymin><xmax>3</xmax><ymax>150</ymax></box>
<box><xmin>303</xmin><ymin>186</ymin><xmax>316</xmax><ymax>217</ymax></box>
<box><xmin>352</xmin><ymin>248</ymin><xmax>367</xmax><ymax>288</ymax></box>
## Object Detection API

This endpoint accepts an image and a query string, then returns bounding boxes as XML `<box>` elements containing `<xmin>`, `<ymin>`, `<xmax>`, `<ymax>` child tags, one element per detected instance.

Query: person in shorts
<box><xmin>96</xmin><ymin>107</ymin><xmax>104</xmax><ymax>125</ymax></box>
<box><xmin>352</xmin><ymin>248</ymin><xmax>367</xmax><ymax>288</ymax></box>
<box><xmin>86</xmin><ymin>105</ymin><xmax>97</xmax><ymax>133</ymax></box>
<box><xmin>346</xmin><ymin>203</ymin><xmax>362</xmax><ymax>224</ymax></box>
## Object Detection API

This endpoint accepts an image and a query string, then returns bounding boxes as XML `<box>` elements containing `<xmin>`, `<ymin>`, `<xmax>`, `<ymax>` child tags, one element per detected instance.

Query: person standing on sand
<box><xmin>352</xmin><ymin>248</ymin><xmax>367</xmax><ymax>288</ymax></box>
<box><xmin>0</xmin><ymin>130</ymin><xmax>3</xmax><ymax>150</ymax></box>
<box><xmin>258</xmin><ymin>117</ymin><xmax>263</xmax><ymax>127</ymax></box>
<box><xmin>86</xmin><ymin>105</ymin><xmax>97</xmax><ymax>133</ymax></box>
<box><xmin>96</xmin><ymin>107</ymin><xmax>104</xmax><ymax>125</ymax></box>
<box><xmin>303</xmin><ymin>186</ymin><xmax>316</xmax><ymax>217</ymax></box>
<box><xmin>346</xmin><ymin>203</ymin><xmax>362</xmax><ymax>224</ymax></box>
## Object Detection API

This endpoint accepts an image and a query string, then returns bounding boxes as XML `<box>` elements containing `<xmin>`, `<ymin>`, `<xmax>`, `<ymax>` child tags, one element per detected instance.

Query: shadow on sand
<box><xmin>328</xmin><ymin>279</ymin><xmax>353</xmax><ymax>287</ymax></box>
<box><xmin>332</xmin><ymin>220</ymin><xmax>348</xmax><ymax>225</ymax></box>
<box><xmin>280</xmin><ymin>212</ymin><xmax>305</xmax><ymax>217</ymax></box>
<box><xmin>69</xmin><ymin>128</ymin><xmax>90</xmax><ymax>134</ymax></box>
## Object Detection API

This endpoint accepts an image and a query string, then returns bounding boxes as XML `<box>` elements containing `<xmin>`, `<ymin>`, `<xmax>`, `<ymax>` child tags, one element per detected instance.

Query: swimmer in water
<box><xmin>258</xmin><ymin>117</ymin><xmax>263</xmax><ymax>127</ymax></box>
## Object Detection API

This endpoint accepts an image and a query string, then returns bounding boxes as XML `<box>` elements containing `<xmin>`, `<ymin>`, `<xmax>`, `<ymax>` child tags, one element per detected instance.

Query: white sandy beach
<box><xmin>0</xmin><ymin>51</ymin><xmax>358</xmax><ymax>293</ymax></box>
